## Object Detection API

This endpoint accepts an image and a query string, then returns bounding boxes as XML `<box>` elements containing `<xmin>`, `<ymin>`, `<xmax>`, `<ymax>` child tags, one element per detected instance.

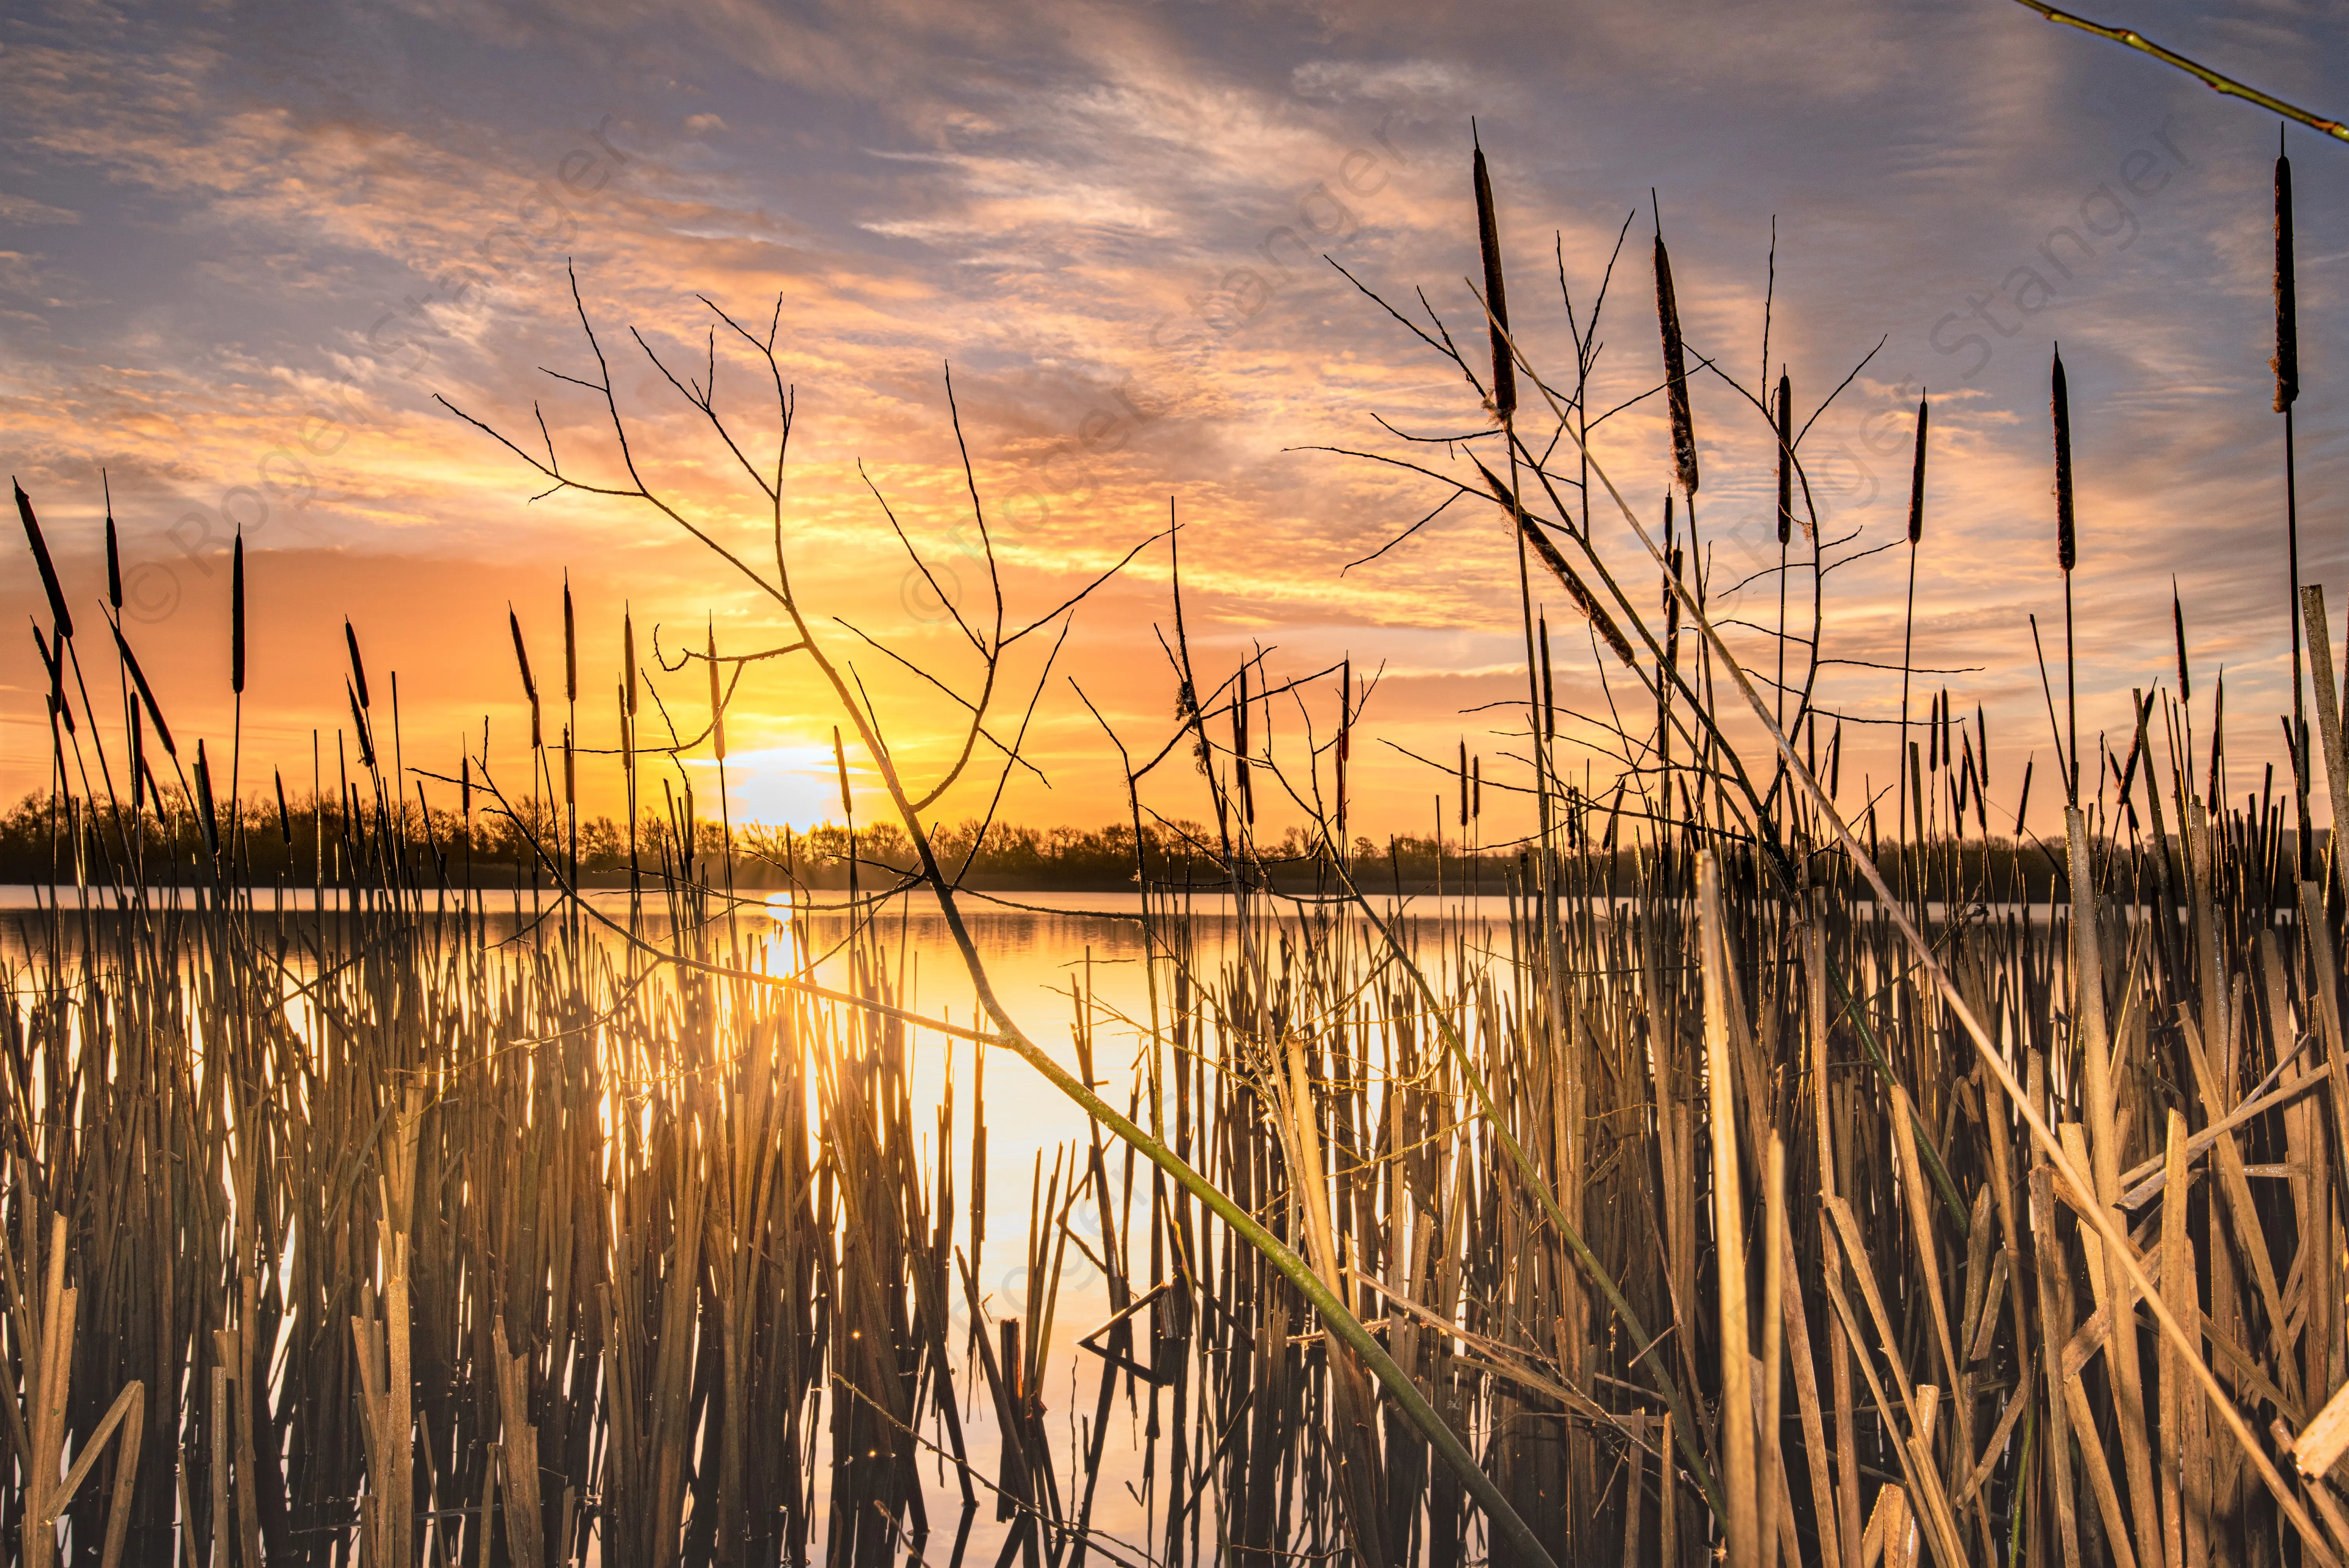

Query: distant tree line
<box><xmin>1</xmin><ymin>788</ymin><xmax>2264</xmax><ymax>905</ymax></box>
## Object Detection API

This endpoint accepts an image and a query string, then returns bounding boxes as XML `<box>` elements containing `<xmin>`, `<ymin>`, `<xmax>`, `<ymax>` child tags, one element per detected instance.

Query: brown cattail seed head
<box><xmin>509</xmin><ymin>607</ymin><xmax>540</xmax><ymax>748</ymax></box>
<box><xmin>231</xmin><ymin>534</ymin><xmax>246</xmax><ymax>695</ymax></box>
<box><xmin>15</xmin><ymin>481</ymin><xmax>72</xmax><ymax>642</ymax></box>
<box><xmin>344</xmin><ymin>618</ymin><xmax>369</xmax><ymax>709</ymax></box>
<box><xmin>2051</xmin><ymin>348</ymin><xmax>2075</xmax><ymax>572</ymax></box>
<box><xmin>1907</xmin><ymin>394</ymin><xmax>1929</xmax><ymax>545</ymax></box>
<box><xmin>706</xmin><ymin>621</ymin><xmax>725</xmax><ymax>761</ymax></box>
<box><xmin>623</xmin><ymin>608</ymin><xmax>639</xmax><ymax>715</ymax></box>
<box><xmin>617</xmin><ymin>681</ymin><xmax>633</xmax><ymax>776</ymax></box>
<box><xmin>103</xmin><ymin>473</ymin><xmax>121</xmax><ymax>612</ymax></box>
<box><xmin>1653</xmin><ymin>230</ymin><xmax>1700</xmax><ymax>496</ymax></box>
<box><xmin>2276</xmin><ymin>149</ymin><xmax>2299</xmax><ymax>412</ymax></box>
<box><xmin>2173</xmin><ymin>587</ymin><xmax>2190</xmax><ymax>704</ymax></box>
<box><xmin>1775</xmin><ymin>370</ymin><xmax>1793</xmax><ymax>545</ymax></box>
<box><xmin>1472</xmin><ymin>132</ymin><xmax>1516</xmax><ymax>421</ymax></box>
<box><xmin>194</xmin><ymin>740</ymin><xmax>218</xmax><ymax>854</ymax></box>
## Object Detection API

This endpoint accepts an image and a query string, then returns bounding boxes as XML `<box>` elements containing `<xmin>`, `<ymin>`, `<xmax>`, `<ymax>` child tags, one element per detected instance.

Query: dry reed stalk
<box><xmin>491</xmin><ymin>1317</ymin><xmax>546</xmax><ymax>1568</ymax></box>
<box><xmin>1757</xmin><ymin>1135</ymin><xmax>1786</xmax><ymax>1568</ymax></box>
<box><xmin>1697</xmin><ymin>849</ymin><xmax>1757</xmax><ymax>1568</ymax></box>
<box><xmin>2300</xmin><ymin>586</ymin><xmax>2349</xmax><ymax>907</ymax></box>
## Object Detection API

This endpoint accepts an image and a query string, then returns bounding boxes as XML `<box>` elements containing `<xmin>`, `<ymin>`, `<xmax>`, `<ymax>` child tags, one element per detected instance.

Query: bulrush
<box><xmin>2052</xmin><ymin>348</ymin><xmax>2076</xmax><ymax>571</ymax></box>
<box><xmin>1775</xmin><ymin>370</ymin><xmax>1793</xmax><ymax>544</ymax></box>
<box><xmin>2174</xmin><ymin>584</ymin><xmax>2192</xmax><ymax>705</ymax></box>
<box><xmin>707</xmin><ymin>620</ymin><xmax>725</xmax><ymax>761</ymax></box>
<box><xmin>624</xmin><ymin>606</ymin><xmax>640</xmax><ymax>716</ymax></box>
<box><xmin>2276</xmin><ymin>142</ymin><xmax>2299</xmax><ymax>412</ymax></box>
<box><xmin>2277</xmin><ymin>133</ymin><xmax>2311</xmax><ymax>873</ymax></box>
<box><xmin>1472</xmin><ymin>129</ymin><xmax>1515</xmax><ymax>421</ymax></box>
<box><xmin>15</xmin><ymin>481</ymin><xmax>71</xmax><ymax>641</ymax></box>
<box><xmin>2053</xmin><ymin>345</ymin><xmax>2079</xmax><ymax>800</ymax></box>
<box><xmin>344</xmin><ymin>618</ymin><xmax>371</xmax><ymax>710</ymax></box>
<box><xmin>1654</xmin><ymin>221</ymin><xmax>1699</xmax><ymax>496</ymax></box>
<box><xmin>193</xmin><ymin>740</ymin><xmax>218</xmax><ymax>855</ymax></box>
<box><xmin>510</xmin><ymin>606</ymin><xmax>541</xmax><ymax>748</ymax></box>
<box><xmin>103</xmin><ymin>472</ymin><xmax>120</xmax><ymax>612</ymax></box>
<box><xmin>231</xmin><ymin>535</ymin><xmax>246</xmax><ymax>697</ymax></box>
<box><xmin>1907</xmin><ymin>393</ymin><xmax>1929</xmax><ymax>545</ymax></box>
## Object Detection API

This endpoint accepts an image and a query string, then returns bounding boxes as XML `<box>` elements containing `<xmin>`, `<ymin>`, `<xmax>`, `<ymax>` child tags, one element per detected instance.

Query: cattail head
<box><xmin>1907</xmin><ymin>394</ymin><xmax>1929</xmax><ymax>545</ymax></box>
<box><xmin>194</xmin><ymin>740</ymin><xmax>219</xmax><ymax>856</ymax></box>
<box><xmin>1538</xmin><ymin>615</ymin><xmax>1555</xmax><ymax>741</ymax></box>
<box><xmin>2172</xmin><ymin>583</ymin><xmax>2190</xmax><ymax>704</ymax></box>
<box><xmin>1472</xmin><ymin>128</ymin><xmax>1516</xmax><ymax>421</ymax></box>
<box><xmin>623</xmin><ymin>608</ymin><xmax>638</xmax><ymax>716</ymax></box>
<box><xmin>2051</xmin><ymin>347</ymin><xmax>2075</xmax><ymax>572</ymax></box>
<box><xmin>1653</xmin><ymin>221</ymin><xmax>1700</xmax><ymax>496</ymax></box>
<box><xmin>509</xmin><ymin>606</ymin><xmax>541</xmax><ymax>748</ymax></box>
<box><xmin>832</xmin><ymin>725</ymin><xmax>853</xmax><ymax>820</ymax></box>
<box><xmin>2276</xmin><ymin>144</ymin><xmax>2299</xmax><ymax>413</ymax></box>
<box><xmin>563</xmin><ymin>574</ymin><xmax>578</xmax><ymax>705</ymax></box>
<box><xmin>231</xmin><ymin>533</ymin><xmax>246</xmax><ymax>695</ymax></box>
<box><xmin>344</xmin><ymin>618</ymin><xmax>369</xmax><ymax>710</ymax></box>
<box><xmin>15</xmin><ymin>481</ymin><xmax>72</xmax><ymax>642</ymax></box>
<box><xmin>1775</xmin><ymin>369</ymin><xmax>1793</xmax><ymax>545</ymax></box>
<box><xmin>618</xmin><ymin>680</ymin><xmax>634</xmax><ymax>777</ymax></box>
<box><xmin>706</xmin><ymin>620</ymin><xmax>725</xmax><ymax>761</ymax></box>
<box><xmin>1458</xmin><ymin>739</ymin><xmax>1469</xmax><ymax>829</ymax></box>
<box><xmin>102</xmin><ymin>472</ymin><xmax>121</xmax><ymax>612</ymax></box>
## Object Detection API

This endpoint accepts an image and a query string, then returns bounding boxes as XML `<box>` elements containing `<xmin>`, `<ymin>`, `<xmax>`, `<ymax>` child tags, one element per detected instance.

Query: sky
<box><xmin>2</xmin><ymin>0</ymin><xmax>2346</xmax><ymax>847</ymax></box>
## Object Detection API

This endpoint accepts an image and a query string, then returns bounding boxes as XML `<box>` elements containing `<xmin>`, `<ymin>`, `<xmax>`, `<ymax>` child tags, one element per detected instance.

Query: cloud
<box><xmin>0</xmin><ymin>0</ymin><xmax>2342</xmax><ymax>840</ymax></box>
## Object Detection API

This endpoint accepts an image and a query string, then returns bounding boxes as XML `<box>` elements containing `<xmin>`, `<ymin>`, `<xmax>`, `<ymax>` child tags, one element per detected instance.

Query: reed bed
<box><xmin>5</xmin><ymin>132</ymin><xmax>2348</xmax><ymax>1568</ymax></box>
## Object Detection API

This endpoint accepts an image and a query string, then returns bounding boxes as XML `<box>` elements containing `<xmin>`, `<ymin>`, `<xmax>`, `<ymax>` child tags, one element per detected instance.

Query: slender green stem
<box><xmin>2010</xmin><ymin>0</ymin><xmax>2349</xmax><ymax>142</ymax></box>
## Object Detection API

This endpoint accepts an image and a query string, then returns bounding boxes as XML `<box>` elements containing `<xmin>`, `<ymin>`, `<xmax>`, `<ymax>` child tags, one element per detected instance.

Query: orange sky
<box><xmin>3</xmin><ymin>1</ymin><xmax>2345</xmax><ymax>845</ymax></box>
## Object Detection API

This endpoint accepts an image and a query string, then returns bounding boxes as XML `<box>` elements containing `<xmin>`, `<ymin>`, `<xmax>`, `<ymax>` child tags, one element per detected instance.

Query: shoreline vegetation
<box><xmin>0</xmin><ymin>792</ymin><xmax>2325</xmax><ymax>905</ymax></box>
<box><xmin>9</xmin><ymin>91</ymin><xmax>2349</xmax><ymax>1566</ymax></box>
